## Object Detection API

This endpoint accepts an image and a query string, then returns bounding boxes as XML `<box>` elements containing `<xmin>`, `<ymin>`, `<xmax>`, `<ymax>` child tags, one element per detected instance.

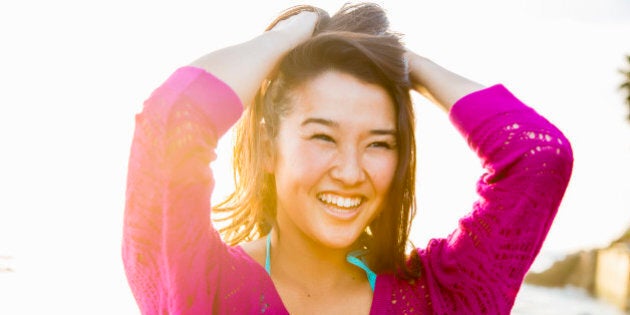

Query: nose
<box><xmin>330</xmin><ymin>146</ymin><xmax>366</xmax><ymax>186</ymax></box>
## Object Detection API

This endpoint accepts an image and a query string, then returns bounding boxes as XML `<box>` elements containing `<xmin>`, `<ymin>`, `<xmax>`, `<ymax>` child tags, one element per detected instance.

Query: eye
<box><xmin>311</xmin><ymin>134</ymin><xmax>335</xmax><ymax>143</ymax></box>
<box><xmin>368</xmin><ymin>141</ymin><xmax>396</xmax><ymax>150</ymax></box>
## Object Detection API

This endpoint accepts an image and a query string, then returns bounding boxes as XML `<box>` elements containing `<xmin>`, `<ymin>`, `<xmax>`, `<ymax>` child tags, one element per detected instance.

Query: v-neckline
<box><xmin>235</xmin><ymin>245</ymin><xmax>379</xmax><ymax>314</ymax></box>
<box><xmin>262</xmin><ymin>233</ymin><xmax>376</xmax><ymax>290</ymax></box>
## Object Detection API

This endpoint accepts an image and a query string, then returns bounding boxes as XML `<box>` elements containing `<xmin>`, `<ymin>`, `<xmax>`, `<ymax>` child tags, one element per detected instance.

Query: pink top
<box><xmin>123</xmin><ymin>67</ymin><xmax>573</xmax><ymax>314</ymax></box>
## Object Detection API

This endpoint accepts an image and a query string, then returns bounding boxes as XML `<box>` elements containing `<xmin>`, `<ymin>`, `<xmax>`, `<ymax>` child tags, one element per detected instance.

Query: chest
<box><xmin>274</xmin><ymin>279</ymin><xmax>374</xmax><ymax>315</ymax></box>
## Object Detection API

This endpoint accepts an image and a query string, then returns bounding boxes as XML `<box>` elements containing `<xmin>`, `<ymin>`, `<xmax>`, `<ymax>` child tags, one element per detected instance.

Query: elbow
<box><xmin>526</xmin><ymin>126</ymin><xmax>574</xmax><ymax>185</ymax></box>
<box><xmin>552</xmin><ymin>132</ymin><xmax>574</xmax><ymax>184</ymax></box>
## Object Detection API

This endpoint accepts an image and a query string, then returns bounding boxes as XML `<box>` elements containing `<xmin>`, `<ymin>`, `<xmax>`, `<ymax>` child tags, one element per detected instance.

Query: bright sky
<box><xmin>1</xmin><ymin>0</ymin><xmax>629</xmax><ymax>313</ymax></box>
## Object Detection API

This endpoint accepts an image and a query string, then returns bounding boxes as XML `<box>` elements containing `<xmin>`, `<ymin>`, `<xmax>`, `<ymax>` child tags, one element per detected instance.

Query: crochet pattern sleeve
<box><xmin>123</xmin><ymin>67</ymin><xmax>243</xmax><ymax>314</ymax></box>
<box><xmin>418</xmin><ymin>85</ymin><xmax>574</xmax><ymax>313</ymax></box>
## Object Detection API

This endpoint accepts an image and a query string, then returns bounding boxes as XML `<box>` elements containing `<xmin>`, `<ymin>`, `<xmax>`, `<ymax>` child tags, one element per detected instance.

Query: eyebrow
<box><xmin>301</xmin><ymin>118</ymin><xmax>338</xmax><ymax>128</ymax></box>
<box><xmin>301</xmin><ymin>117</ymin><xmax>396</xmax><ymax>135</ymax></box>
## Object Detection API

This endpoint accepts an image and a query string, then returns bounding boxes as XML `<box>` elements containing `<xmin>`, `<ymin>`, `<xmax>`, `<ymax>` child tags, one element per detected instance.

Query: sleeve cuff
<box><xmin>165</xmin><ymin>66</ymin><xmax>244</xmax><ymax>138</ymax></box>
<box><xmin>448</xmin><ymin>84</ymin><xmax>531</xmax><ymax>138</ymax></box>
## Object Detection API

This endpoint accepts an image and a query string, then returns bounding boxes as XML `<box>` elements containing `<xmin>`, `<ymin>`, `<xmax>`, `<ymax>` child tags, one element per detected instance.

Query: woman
<box><xmin>123</xmin><ymin>3</ymin><xmax>573</xmax><ymax>314</ymax></box>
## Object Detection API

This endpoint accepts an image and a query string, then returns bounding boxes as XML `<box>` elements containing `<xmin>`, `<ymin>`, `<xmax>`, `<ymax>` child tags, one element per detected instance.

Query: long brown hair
<box><xmin>214</xmin><ymin>3</ymin><xmax>419</xmax><ymax>279</ymax></box>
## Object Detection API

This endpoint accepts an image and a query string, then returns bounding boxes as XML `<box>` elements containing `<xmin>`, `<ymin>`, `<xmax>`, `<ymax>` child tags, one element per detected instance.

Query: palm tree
<box><xmin>621</xmin><ymin>55</ymin><xmax>630</xmax><ymax>120</ymax></box>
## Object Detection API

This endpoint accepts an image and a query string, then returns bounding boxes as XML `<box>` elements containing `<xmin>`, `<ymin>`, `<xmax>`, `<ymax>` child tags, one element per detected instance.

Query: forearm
<box><xmin>190</xmin><ymin>30</ymin><xmax>293</xmax><ymax>107</ymax></box>
<box><xmin>407</xmin><ymin>52</ymin><xmax>485</xmax><ymax>111</ymax></box>
<box><xmin>190</xmin><ymin>11</ymin><xmax>317</xmax><ymax>108</ymax></box>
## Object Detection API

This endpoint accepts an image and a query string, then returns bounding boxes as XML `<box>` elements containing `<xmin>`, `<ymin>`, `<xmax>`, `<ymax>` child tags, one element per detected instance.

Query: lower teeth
<box><xmin>324</xmin><ymin>202</ymin><xmax>356</xmax><ymax>209</ymax></box>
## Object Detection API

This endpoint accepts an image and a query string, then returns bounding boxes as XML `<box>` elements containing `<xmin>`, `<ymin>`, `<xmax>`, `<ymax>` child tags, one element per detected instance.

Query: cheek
<box><xmin>364</xmin><ymin>154</ymin><xmax>398</xmax><ymax>193</ymax></box>
<box><xmin>274</xmin><ymin>138</ymin><xmax>334</xmax><ymax>183</ymax></box>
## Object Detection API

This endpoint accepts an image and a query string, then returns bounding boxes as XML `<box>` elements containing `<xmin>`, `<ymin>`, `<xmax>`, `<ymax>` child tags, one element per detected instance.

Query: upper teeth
<box><xmin>317</xmin><ymin>193</ymin><xmax>362</xmax><ymax>208</ymax></box>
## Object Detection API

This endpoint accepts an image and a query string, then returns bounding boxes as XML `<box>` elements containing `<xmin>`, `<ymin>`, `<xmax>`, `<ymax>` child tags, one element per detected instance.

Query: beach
<box><xmin>513</xmin><ymin>284</ymin><xmax>626</xmax><ymax>315</ymax></box>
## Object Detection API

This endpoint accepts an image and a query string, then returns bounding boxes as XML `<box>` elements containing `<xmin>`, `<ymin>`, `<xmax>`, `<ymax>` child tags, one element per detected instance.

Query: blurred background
<box><xmin>1</xmin><ymin>0</ymin><xmax>629</xmax><ymax>313</ymax></box>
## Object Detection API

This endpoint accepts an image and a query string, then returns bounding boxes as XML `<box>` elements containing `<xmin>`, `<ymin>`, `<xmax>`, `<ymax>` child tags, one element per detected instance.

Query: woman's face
<box><xmin>270</xmin><ymin>70</ymin><xmax>398</xmax><ymax>250</ymax></box>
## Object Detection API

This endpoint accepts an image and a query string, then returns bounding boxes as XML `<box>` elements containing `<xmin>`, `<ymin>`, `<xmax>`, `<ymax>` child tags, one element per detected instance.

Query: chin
<box><xmin>316</xmin><ymin>229</ymin><xmax>362</xmax><ymax>250</ymax></box>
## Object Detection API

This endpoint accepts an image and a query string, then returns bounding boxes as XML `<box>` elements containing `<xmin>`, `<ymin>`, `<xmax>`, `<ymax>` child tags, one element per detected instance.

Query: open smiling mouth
<box><xmin>317</xmin><ymin>193</ymin><xmax>365</xmax><ymax>219</ymax></box>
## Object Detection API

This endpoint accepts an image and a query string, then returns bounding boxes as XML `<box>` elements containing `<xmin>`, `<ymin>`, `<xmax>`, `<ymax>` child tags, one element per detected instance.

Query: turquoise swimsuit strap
<box><xmin>265</xmin><ymin>233</ymin><xmax>271</xmax><ymax>275</ymax></box>
<box><xmin>264</xmin><ymin>233</ymin><xmax>376</xmax><ymax>291</ymax></box>
<box><xmin>346</xmin><ymin>252</ymin><xmax>376</xmax><ymax>291</ymax></box>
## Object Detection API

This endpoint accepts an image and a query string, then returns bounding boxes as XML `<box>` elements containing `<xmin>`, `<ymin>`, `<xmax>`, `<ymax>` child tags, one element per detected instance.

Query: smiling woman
<box><xmin>123</xmin><ymin>2</ymin><xmax>574</xmax><ymax>314</ymax></box>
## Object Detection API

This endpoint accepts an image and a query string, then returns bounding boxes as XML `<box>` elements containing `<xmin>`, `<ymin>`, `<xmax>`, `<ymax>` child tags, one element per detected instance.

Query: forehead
<box><xmin>287</xmin><ymin>71</ymin><xmax>396</xmax><ymax>126</ymax></box>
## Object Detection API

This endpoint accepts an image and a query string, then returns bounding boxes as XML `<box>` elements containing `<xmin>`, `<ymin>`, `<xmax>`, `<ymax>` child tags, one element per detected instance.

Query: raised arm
<box><xmin>123</xmin><ymin>12</ymin><xmax>317</xmax><ymax>314</ymax></box>
<box><xmin>406</xmin><ymin>51</ymin><xmax>574</xmax><ymax>313</ymax></box>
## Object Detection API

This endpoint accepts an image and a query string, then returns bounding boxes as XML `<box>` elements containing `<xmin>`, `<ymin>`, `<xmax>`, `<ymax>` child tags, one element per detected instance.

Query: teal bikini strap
<box><xmin>265</xmin><ymin>233</ymin><xmax>271</xmax><ymax>275</ymax></box>
<box><xmin>346</xmin><ymin>251</ymin><xmax>376</xmax><ymax>291</ymax></box>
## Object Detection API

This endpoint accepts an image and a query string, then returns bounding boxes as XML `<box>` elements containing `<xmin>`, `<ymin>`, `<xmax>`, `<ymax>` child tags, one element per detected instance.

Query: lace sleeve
<box><xmin>419</xmin><ymin>85</ymin><xmax>574</xmax><ymax>313</ymax></box>
<box><xmin>123</xmin><ymin>67</ymin><xmax>242</xmax><ymax>314</ymax></box>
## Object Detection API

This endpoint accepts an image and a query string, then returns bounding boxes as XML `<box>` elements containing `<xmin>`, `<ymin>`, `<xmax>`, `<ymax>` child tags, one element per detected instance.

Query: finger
<box><xmin>266</xmin><ymin>5</ymin><xmax>323</xmax><ymax>32</ymax></box>
<box><xmin>270</xmin><ymin>11</ymin><xmax>318</xmax><ymax>32</ymax></box>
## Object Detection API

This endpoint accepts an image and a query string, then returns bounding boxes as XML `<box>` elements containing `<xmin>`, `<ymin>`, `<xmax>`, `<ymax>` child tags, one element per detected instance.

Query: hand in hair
<box><xmin>268</xmin><ymin>10</ymin><xmax>318</xmax><ymax>50</ymax></box>
<box><xmin>190</xmin><ymin>11</ymin><xmax>317</xmax><ymax>109</ymax></box>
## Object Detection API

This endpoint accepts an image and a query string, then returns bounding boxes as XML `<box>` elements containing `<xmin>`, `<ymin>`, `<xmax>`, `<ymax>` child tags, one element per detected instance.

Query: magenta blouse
<box><xmin>123</xmin><ymin>67</ymin><xmax>573</xmax><ymax>314</ymax></box>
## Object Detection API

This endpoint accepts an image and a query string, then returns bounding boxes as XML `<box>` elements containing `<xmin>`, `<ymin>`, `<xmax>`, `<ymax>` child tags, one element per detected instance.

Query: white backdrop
<box><xmin>1</xmin><ymin>0</ymin><xmax>629</xmax><ymax>313</ymax></box>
